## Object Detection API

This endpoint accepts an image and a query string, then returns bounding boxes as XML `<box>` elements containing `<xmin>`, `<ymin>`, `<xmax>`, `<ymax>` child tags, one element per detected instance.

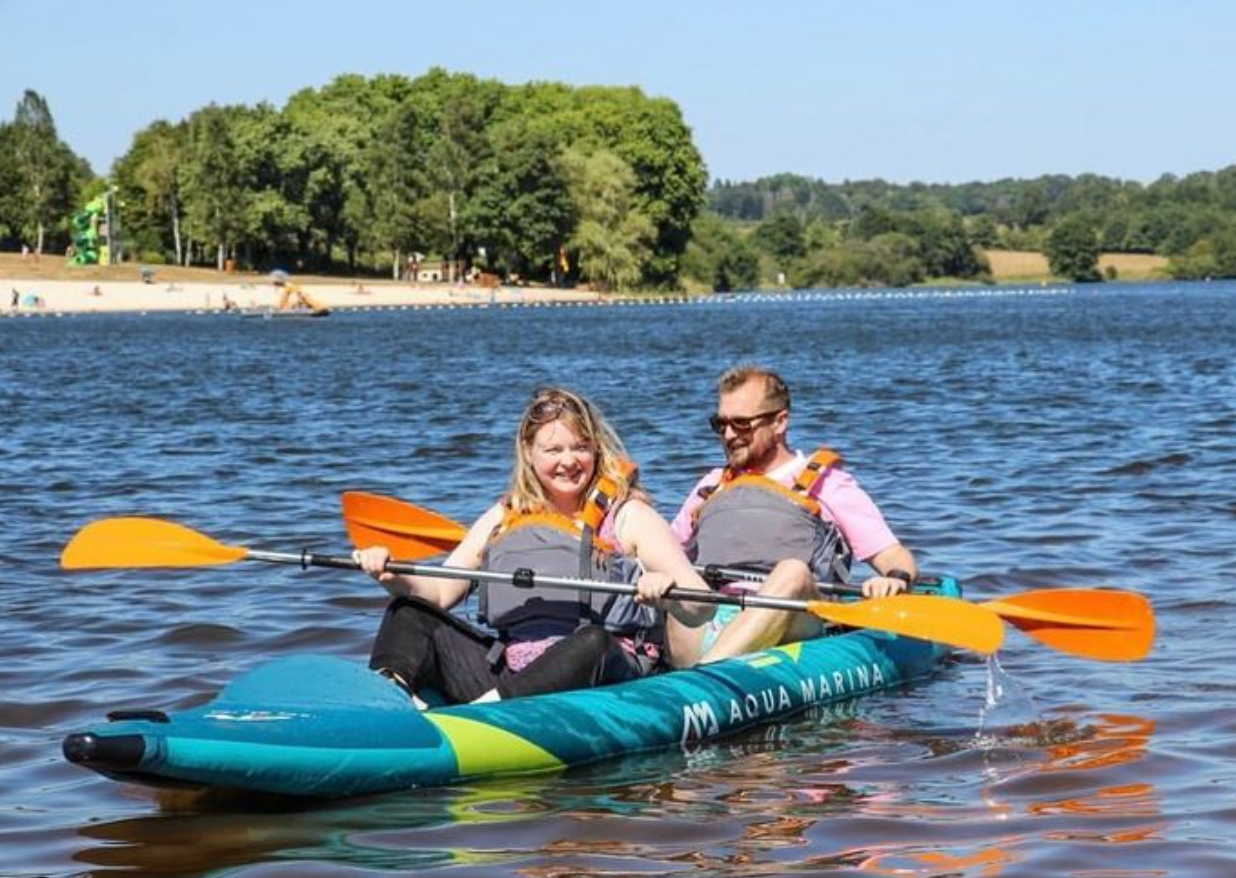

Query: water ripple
<box><xmin>2</xmin><ymin>282</ymin><xmax>1235</xmax><ymax>876</ymax></box>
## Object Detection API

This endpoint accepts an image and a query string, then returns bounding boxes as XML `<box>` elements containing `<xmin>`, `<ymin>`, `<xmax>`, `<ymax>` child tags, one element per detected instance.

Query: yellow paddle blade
<box><xmin>806</xmin><ymin>594</ymin><xmax>1004</xmax><ymax>654</ymax></box>
<box><xmin>983</xmin><ymin>589</ymin><xmax>1155</xmax><ymax>661</ymax></box>
<box><xmin>61</xmin><ymin>518</ymin><xmax>248</xmax><ymax>569</ymax></box>
<box><xmin>342</xmin><ymin>491</ymin><xmax>466</xmax><ymax>560</ymax></box>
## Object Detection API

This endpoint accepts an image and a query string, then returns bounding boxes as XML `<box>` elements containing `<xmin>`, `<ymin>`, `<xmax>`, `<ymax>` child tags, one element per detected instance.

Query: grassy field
<box><xmin>984</xmin><ymin>249</ymin><xmax>1170</xmax><ymax>283</ymax></box>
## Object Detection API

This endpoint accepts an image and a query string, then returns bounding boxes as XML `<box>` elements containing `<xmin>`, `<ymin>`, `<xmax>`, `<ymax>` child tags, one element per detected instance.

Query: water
<box><xmin>2</xmin><ymin>282</ymin><xmax>1234</xmax><ymax>877</ymax></box>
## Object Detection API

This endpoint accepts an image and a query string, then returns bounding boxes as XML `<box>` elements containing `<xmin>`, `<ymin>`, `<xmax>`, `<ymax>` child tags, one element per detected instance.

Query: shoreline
<box><xmin>2</xmin><ymin>278</ymin><xmax>606</xmax><ymax>316</ymax></box>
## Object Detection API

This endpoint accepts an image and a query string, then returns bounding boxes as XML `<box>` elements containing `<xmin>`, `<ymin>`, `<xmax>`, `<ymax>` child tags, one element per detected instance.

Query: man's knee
<box><xmin>760</xmin><ymin>558</ymin><xmax>817</xmax><ymax>599</ymax></box>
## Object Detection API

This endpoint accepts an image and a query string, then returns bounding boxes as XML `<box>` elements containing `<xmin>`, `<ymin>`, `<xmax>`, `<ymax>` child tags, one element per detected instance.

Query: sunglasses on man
<box><xmin>708</xmin><ymin>409</ymin><xmax>784</xmax><ymax>435</ymax></box>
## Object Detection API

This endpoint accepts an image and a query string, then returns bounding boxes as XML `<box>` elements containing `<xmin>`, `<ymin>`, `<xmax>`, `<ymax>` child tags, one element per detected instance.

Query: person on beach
<box><xmin>667</xmin><ymin>364</ymin><xmax>919</xmax><ymax>665</ymax></box>
<box><xmin>354</xmin><ymin>386</ymin><xmax>714</xmax><ymax>706</ymax></box>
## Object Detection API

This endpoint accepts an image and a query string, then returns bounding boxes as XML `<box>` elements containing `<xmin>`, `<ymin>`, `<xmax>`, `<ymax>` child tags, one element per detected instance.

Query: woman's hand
<box><xmin>635</xmin><ymin>571</ymin><xmax>678</xmax><ymax>607</ymax></box>
<box><xmin>353</xmin><ymin>546</ymin><xmax>394</xmax><ymax>584</ymax></box>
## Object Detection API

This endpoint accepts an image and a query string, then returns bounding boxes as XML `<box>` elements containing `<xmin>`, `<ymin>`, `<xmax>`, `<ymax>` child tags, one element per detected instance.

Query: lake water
<box><xmin>2</xmin><ymin>282</ymin><xmax>1234</xmax><ymax>877</ymax></box>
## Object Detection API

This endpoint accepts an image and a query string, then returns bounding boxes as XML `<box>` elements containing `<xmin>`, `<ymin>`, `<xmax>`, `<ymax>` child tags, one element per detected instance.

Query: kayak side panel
<box><xmin>64</xmin><ymin>581</ymin><xmax>960</xmax><ymax>797</ymax></box>
<box><xmin>426</xmin><ymin>629</ymin><xmax>944</xmax><ymax>783</ymax></box>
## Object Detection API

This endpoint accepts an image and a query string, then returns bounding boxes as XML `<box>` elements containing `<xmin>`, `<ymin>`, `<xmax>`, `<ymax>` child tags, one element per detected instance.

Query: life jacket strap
<box><xmin>791</xmin><ymin>447</ymin><xmax>842</xmax><ymax>495</ymax></box>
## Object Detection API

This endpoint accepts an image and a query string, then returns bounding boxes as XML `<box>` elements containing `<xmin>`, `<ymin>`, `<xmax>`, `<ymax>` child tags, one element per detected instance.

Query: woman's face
<box><xmin>527</xmin><ymin>419</ymin><xmax>596</xmax><ymax>510</ymax></box>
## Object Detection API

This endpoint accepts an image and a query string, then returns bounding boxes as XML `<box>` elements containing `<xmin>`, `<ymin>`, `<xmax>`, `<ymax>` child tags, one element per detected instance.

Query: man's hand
<box><xmin>860</xmin><ymin>574</ymin><xmax>910</xmax><ymax>598</ymax></box>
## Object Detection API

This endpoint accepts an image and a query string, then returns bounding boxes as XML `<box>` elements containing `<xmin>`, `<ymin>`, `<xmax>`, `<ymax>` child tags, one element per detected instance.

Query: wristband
<box><xmin>885</xmin><ymin>568</ymin><xmax>915</xmax><ymax>585</ymax></box>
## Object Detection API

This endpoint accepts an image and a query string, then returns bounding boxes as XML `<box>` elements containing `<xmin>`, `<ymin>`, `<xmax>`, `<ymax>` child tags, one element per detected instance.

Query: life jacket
<box><xmin>479</xmin><ymin>463</ymin><xmax>663</xmax><ymax>650</ymax></box>
<box><xmin>688</xmin><ymin>447</ymin><xmax>853</xmax><ymax>583</ymax></box>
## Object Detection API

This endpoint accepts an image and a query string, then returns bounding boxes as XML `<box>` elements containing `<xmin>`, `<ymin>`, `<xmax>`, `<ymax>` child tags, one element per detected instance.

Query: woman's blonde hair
<box><xmin>506</xmin><ymin>386</ymin><xmax>645</xmax><ymax>515</ymax></box>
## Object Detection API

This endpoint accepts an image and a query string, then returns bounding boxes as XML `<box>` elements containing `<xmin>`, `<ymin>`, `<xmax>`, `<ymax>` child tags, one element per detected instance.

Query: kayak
<box><xmin>239</xmin><ymin>307</ymin><xmax>330</xmax><ymax>319</ymax></box>
<box><xmin>62</xmin><ymin>578</ymin><xmax>960</xmax><ymax>798</ymax></box>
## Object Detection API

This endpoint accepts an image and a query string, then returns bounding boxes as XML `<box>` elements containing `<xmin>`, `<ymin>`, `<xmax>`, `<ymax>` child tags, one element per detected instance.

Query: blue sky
<box><xmin>3</xmin><ymin>0</ymin><xmax>1234</xmax><ymax>185</ymax></box>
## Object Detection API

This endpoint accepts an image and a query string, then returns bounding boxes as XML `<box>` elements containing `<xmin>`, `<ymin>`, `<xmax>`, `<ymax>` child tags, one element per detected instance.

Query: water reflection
<box><xmin>72</xmin><ymin>780</ymin><xmax>562</xmax><ymax>876</ymax></box>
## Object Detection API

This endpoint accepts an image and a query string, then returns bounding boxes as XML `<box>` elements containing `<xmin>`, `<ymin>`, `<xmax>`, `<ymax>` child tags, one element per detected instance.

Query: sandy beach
<box><xmin>2</xmin><ymin>275</ymin><xmax>605</xmax><ymax>316</ymax></box>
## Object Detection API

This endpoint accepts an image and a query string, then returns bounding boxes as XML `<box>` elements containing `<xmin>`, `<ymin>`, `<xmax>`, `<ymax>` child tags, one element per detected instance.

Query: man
<box><xmin>668</xmin><ymin>364</ymin><xmax>918</xmax><ymax>664</ymax></box>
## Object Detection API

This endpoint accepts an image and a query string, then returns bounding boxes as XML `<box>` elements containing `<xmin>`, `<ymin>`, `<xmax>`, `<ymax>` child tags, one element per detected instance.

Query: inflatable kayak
<box><xmin>239</xmin><ymin>307</ymin><xmax>330</xmax><ymax>319</ymax></box>
<box><xmin>62</xmin><ymin>578</ymin><xmax>960</xmax><ymax>798</ymax></box>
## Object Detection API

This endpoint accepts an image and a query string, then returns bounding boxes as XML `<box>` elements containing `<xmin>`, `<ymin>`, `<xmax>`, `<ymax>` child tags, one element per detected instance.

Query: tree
<box><xmin>562</xmin><ymin>148</ymin><xmax>656</xmax><ymax>291</ymax></box>
<box><xmin>8</xmin><ymin>90</ymin><xmax>87</xmax><ymax>253</ymax></box>
<box><xmin>680</xmin><ymin>213</ymin><xmax>759</xmax><ymax>292</ymax></box>
<box><xmin>552</xmin><ymin>86</ymin><xmax>707</xmax><ymax>286</ymax></box>
<box><xmin>752</xmin><ymin>213</ymin><xmax>807</xmax><ymax>260</ymax></box>
<box><xmin>469</xmin><ymin>118</ymin><xmax>573</xmax><ymax>280</ymax></box>
<box><xmin>181</xmin><ymin>105</ymin><xmax>248</xmax><ymax>269</ymax></box>
<box><xmin>361</xmin><ymin>100</ymin><xmax>432</xmax><ymax>276</ymax></box>
<box><xmin>1046</xmin><ymin>213</ymin><xmax>1102</xmax><ymax>282</ymax></box>
<box><xmin>128</xmin><ymin>121</ymin><xmax>187</xmax><ymax>264</ymax></box>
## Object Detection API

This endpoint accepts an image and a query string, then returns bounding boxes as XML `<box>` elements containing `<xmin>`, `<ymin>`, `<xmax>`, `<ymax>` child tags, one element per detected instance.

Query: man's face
<box><xmin>714</xmin><ymin>379</ymin><xmax>786</xmax><ymax>470</ymax></box>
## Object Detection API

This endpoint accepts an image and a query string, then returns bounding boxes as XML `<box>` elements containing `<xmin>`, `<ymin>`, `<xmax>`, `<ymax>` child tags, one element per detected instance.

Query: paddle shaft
<box><xmin>248</xmin><ymin>548</ymin><xmax>830</xmax><ymax>614</ymax></box>
<box><xmin>697</xmin><ymin>563</ymin><xmax>868</xmax><ymax>596</ymax></box>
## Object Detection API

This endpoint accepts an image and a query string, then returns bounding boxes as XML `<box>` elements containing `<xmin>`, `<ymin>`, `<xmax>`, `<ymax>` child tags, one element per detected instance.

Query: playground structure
<box><xmin>69</xmin><ymin>194</ymin><xmax>108</xmax><ymax>265</ymax></box>
<box><xmin>69</xmin><ymin>187</ymin><xmax>121</xmax><ymax>266</ymax></box>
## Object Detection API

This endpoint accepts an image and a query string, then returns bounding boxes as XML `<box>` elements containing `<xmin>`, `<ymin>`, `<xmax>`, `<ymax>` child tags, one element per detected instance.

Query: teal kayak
<box><xmin>62</xmin><ymin>578</ymin><xmax>960</xmax><ymax>798</ymax></box>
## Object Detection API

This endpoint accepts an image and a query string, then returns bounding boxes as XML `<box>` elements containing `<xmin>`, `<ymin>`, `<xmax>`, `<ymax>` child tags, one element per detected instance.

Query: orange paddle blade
<box><xmin>61</xmin><ymin>518</ymin><xmax>248</xmax><ymax>569</ymax></box>
<box><xmin>983</xmin><ymin>589</ymin><xmax>1154</xmax><ymax>661</ymax></box>
<box><xmin>806</xmin><ymin>594</ymin><xmax>1005</xmax><ymax>654</ymax></box>
<box><xmin>342</xmin><ymin>491</ymin><xmax>466</xmax><ymax>560</ymax></box>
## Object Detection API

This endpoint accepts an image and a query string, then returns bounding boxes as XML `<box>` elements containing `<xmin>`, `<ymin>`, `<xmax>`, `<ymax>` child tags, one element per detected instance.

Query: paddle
<box><xmin>61</xmin><ymin>517</ymin><xmax>1004</xmax><ymax>654</ymax></box>
<box><xmin>341</xmin><ymin>492</ymin><xmax>1155</xmax><ymax>662</ymax></box>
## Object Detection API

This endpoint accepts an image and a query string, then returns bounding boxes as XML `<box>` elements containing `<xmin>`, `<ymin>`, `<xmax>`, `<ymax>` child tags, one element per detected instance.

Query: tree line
<box><xmin>5</xmin><ymin>75</ymin><xmax>1236</xmax><ymax>289</ymax></box>
<box><xmin>0</xmin><ymin>72</ymin><xmax>707</xmax><ymax>291</ymax></box>
<box><xmin>705</xmin><ymin>170</ymin><xmax>1236</xmax><ymax>283</ymax></box>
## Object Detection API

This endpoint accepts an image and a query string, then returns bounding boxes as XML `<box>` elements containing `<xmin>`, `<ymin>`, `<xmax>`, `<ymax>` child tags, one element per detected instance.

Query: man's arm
<box><xmin>863</xmin><ymin>542</ymin><xmax>919</xmax><ymax>597</ymax></box>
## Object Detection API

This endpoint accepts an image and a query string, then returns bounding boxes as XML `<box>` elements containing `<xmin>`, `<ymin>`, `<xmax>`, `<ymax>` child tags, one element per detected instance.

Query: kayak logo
<box><xmin>799</xmin><ymin>662</ymin><xmax>886</xmax><ymax>703</ymax></box>
<box><xmin>681</xmin><ymin>700</ymin><xmax>721</xmax><ymax>744</ymax></box>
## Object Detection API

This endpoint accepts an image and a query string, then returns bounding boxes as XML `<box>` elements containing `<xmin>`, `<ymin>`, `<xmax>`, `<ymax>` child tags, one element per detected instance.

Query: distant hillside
<box><xmin>708</xmin><ymin>169</ymin><xmax>1236</xmax><ymax>258</ymax></box>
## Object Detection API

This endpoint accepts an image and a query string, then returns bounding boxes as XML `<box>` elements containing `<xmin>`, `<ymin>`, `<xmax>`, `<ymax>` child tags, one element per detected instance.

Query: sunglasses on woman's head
<box><xmin>527</xmin><ymin>395</ymin><xmax>586</xmax><ymax>424</ymax></box>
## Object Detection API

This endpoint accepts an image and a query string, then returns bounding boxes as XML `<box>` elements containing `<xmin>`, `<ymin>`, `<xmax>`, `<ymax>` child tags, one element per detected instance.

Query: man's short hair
<box><xmin>718</xmin><ymin>364</ymin><xmax>791</xmax><ymax>411</ymax></box>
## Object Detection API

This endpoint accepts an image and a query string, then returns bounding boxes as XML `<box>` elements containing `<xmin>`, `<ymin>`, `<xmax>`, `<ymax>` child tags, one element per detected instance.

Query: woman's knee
<box><xmin>568</xmin><ymin>624</ymin><xmax>616</xmax><ymax>658</ymax></box>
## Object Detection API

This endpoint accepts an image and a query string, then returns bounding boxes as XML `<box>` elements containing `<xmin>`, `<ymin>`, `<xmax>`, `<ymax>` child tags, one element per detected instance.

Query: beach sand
<box><xmin>2</xmin><ymin>276</ymin><xmax>603</xmax><ymax>316</ymax></box>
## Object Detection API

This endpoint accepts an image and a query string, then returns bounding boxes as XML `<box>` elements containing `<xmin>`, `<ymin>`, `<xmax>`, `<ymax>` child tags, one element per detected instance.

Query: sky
<box><xmin>3</xmin><ymin>0</ymin><xmax>1235</xmax><ymax>185</ymax></box>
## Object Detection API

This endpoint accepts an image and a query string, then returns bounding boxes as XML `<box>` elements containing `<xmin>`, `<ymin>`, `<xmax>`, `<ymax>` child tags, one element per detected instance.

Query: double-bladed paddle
<box><xmin>341</xmin><ymin>491</ymin><xmax>1155</xmax><ymax>662</ymax></box>
<box><xmin>61</xmin><ymin>517</ymin><xmax>1004</xmax><ymax>654</ymax></box>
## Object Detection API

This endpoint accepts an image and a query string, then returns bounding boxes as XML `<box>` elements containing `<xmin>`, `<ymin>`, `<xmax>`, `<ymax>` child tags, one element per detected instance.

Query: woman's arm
<box><xmin>614</xmin><ymin>499</ymin><xmax>716</xmax><ymax>627</ymax></box>
<box><xmin>355</xmin><ymin>503</ymin><xmax>503</xmax><ymax>608</ymax></box>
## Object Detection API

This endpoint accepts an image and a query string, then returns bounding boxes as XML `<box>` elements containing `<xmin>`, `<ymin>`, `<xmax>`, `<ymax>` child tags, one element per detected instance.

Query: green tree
<box><xmin>8</xmin><ymin>90</ymin><xmax>87</xmax><ymax>253</ymax></box>
<box><xmin>283</xmin><ymin>74</ymin><xmax>414</xmax><ymax>269</ymax></box>
<box><xmin>123</xmin><ymin>121</ymin><xmax>187</xmax><ymax>263</ymax></box>
<box><xmin>469</xmin><ymin>118</ymin><xmax>573</xmax><ymax>279</ymax></box>
<box><xmin>181</xmin><ymin>105</ymin><xmax>248</xmax><ymax>269</ymax></box>
<box><xmin>550</xmin><ymin>86</ymin><xmax>707</xmax><ymax>286</ymax></box>
<box><xmin>1169</xmin><ymin>224</ymin><xmax>1236</xmax><ymax>279</ymax></box>
<box><xmin>1046</xmin><ymin>213</ymin><xmax>1102</xmax><ymax>281</ymax></box>
<box><xmin>680</xmin><ymin>213</ymin><xmax>759</xmax><ymax>292</ymax></box>
<box><xmin>752</xmin><ymin>213</ymin><xmax>807</xmax><ymax>260</ymax></box>
<box><xmin>562</xmin><ymin>148</ymin><xmax>656</xmax><ymax>291</ymax></box>
<box><xmin>795</xmin><ymin>233</ymin><xmax>924</xmax><ymax>288</ymax></box>
<box><xmin>361</xmin><ymin>100</ymin><xmax>432</xmax><ymax>277</ymax></box>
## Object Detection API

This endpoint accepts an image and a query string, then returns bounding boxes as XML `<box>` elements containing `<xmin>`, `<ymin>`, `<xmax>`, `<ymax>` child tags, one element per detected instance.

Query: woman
<box><xmin>355</xmin><ymin>387</ymin><xmax>713</xmax><ymax>705</ymax></box>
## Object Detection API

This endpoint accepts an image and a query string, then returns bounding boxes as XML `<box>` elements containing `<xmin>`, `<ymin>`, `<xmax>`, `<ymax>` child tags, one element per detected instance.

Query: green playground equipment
<box><xmin>69</xmin><ymin>195</ymin><xmax>107</xmax><ymax>265</ymax></box>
